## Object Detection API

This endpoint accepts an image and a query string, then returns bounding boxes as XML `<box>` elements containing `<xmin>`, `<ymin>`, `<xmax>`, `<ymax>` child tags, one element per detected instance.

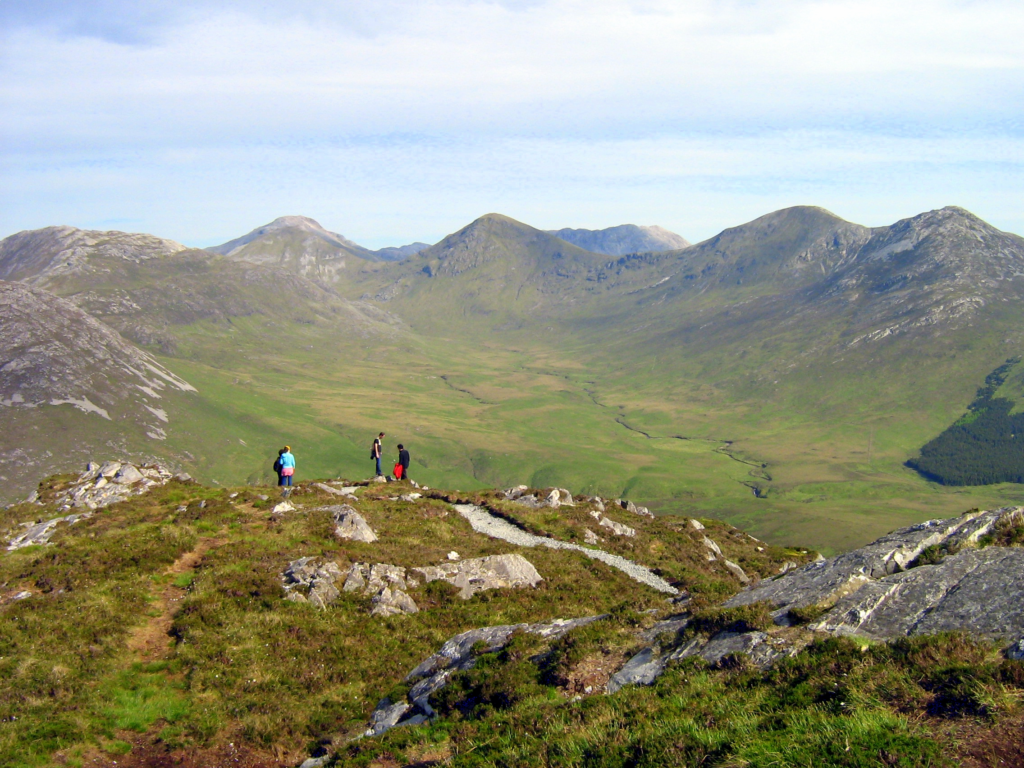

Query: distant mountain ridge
<box><xmin>0</xmin><ymin>225</ymin><xmax>186</xmax><ymax>287</ymax></box>
<box><xmin>548</xmin><ymin>223</ymin><xmax>689</xmax><ymax>255</ymax></box>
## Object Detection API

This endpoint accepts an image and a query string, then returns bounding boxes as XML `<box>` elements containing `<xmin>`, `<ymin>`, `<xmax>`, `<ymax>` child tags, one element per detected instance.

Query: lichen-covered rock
<box><xmin>371</xmin><ymin>586</ymin><xmax>419</xmax><ymax>617</ymax></box>
<box><xmin>411</xmin><ymin>553</ymin><xmax>543</xmax><ymax>599</ymax></box>
<box><xmin>811</xmin><ymin>546</ymin><xmax>1024</xmax><ymax>640</ymax></box>
<box><xmin>366</xmin><ymin>615</ymin><xmax>606</xmax><ymax>736</ymax></box>
<box><xmin>281</xmin><ymin>557</ymin><xmax>345</xmax><ymax>608</ymax></box>
<box><xmin>607</xmin><ymin>647</ymin><xmax>665</xmax><ymax>693</ymax></box>
<box><xmin>723</xmin><ymin>559</ymin><xmax>750</xmax><ymax>584</ymax></box>
<box><xmin>321</xmin><ymin>504</ymin><xmax>377</xmax><ymax>543</ymax></box>
<box><xmin>724</xmin><ymin>507</ymin><xmax>1021</xmax><ymax>622</ymax></box>
<box><xmin>598</xmin><ymin>517</ymin><xmax>636</xmax><ymax>537</ymax></box>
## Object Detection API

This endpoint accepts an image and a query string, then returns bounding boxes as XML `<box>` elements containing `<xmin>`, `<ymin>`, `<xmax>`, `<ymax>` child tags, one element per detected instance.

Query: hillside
<box><xmin>0</xmin><ymin>281</ymin><xmax>198</xmax><ymax>497</ymax></box>
<box><xmin>5</xmin><ymin>206</ymin><xmax>1024</xmax><ymax>553</ymax></box>
<box><xmin>1</xmin><ymin>469</ymin><xmax>1022</xmax><ymax>767</ymax></box>
<box><xmin>548</xmin><ymin>223</ymin><xmax>690</xmax><ymax>255</ymax></box>
<box><xmin>209</xmin><ymin>216</ymin><xmax>431</xmax><ymax>284</ymax></box>
<box><xmin>0</xmin><ymin>225</ymin><xmax>186</xmax><ymax>286</ymax></box>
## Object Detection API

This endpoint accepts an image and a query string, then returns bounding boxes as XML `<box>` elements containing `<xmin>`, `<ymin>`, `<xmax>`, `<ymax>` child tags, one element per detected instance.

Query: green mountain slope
<box><xmin>5</xmin><ymin>206</ymin><xmax>1024</xmax><ymax>552</ymax></box>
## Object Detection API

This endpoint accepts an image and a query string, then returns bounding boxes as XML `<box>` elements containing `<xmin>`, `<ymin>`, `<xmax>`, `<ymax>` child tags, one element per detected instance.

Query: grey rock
<box><xmin>584</xmin><ymin>528</ymin><xmax>600</xmax><ymax>545</ymax></box>
<box><xmin>812</xmin><ymin>546</ymin><xmax>1024</xmax><ymax>641</ymax></box>
<box><xmin>322</xmin><ymin>504</ymin><xmax>377</xmax><ymax>543</ymax></box>
<box><xmin>411</xmin><ymin>553</ymin><xmax>543</xmax><ymax>599</ymax></box>
<box><xmin>365</xmin><ymin>701</ymin><xmax>412</xmax><ymax>737</ymax></box>
<box><xmin>298</xmin><ymin>756</ymin><xmax>331</xmax><ymax>768</ymax></box>
<box><xmin>364</xmin><ymin>615</ymin><xmax>607</xmax><ymax>737</ymax></box>
<box><xmin>174</xmin><ymin>472</ymin><xmax>193</xmax><ymax>482</ymax></box>
<box><xmin>314</xmin><ymin>482</ymin><xmax>350</xmax><ymax>497</ymax></box>
<box><xmin>724</xmin><ymin>507</ymin><xmax>1022</xmax><ymax>621</ymax></box>
<box><xmin>98</xmin><ymin>461</ymin><xmax>122</xmax><ymax>478</ymax></box>
<box><xmin>689</xmin><ymin>519</ymin><xmax>705</xmax><ymax>530</ymax></box>
<box><xmin>272</xmin><ymin>501</ymin><xmax>295</xmax><ymax>514</ymax></box>
<box><xmin>1006</xmin><ymin>639</ymin><xmax>1024</xmax><ymax>661</ymax></box>
<box><xmin>607</xmin><ymin>647</ymin><xmax>666</xmax><ymax>693</ymax></box>
<box><xmin>599</xmin><ymin>516</ymin><xmax>636</xmax><ymax>537</ymax></box>
<box><xmin>504</xmin><ymin>484</ymin><xmax>529</xmax><ymax>500</ymax></box>
<box><xmin>452</xmin><ymin>504</ymin><xmax>678</xmax><ymax>595</ymax></box>
<box><xmin>723</xmin><ymin>559</ymin><xmax>751</xmax><ymax>584</ymax></box>
<box><xmin>113</xmin><ymin>464</ymin><xmax>144</xmax><ymax>484</ymax></box>
<box><xmin>702</xmin><ymin>536</ymin><xmax>722</xmax><ymax>556</ymax></box>
<box><xmin>281</xmin><ymin>557</ymin><xmax>344</xmax><ymax>609</ymax></box>
<box><xmin>371</xmin><ymin>586</ymin><xmax>419</xmax><ymax>617</ymax></box>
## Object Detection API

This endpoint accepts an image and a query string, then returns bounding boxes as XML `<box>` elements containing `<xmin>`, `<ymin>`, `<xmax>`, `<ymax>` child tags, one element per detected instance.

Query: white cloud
<box><xmin>1</xmin><ymin>0</ymin><xmax>1022</xmax><ymax>242</ymax></box>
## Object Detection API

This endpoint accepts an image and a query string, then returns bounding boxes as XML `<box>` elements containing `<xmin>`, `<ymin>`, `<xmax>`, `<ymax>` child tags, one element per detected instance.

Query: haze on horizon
<box><xmin>2</xmin><ymin>0</ymin><xmax>1022</xmax><ymax>249</ymax></box>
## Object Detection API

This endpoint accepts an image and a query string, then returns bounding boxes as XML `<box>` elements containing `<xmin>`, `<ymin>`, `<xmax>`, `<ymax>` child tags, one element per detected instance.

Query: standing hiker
<box><xmin>372</xmin><ymin>432</ymin><xmax>385</xmax><ymax>477</ymax></box>
<box><xmin>273</xmin><ymin>448</ymin><xmax>285</xmax><ymax>486</ymax></box>
<box><xmin>279</xmin><ymin>445</ymin><xmax>296</xmax><ymax>489</ymax></box>
<box><xmin>397</xmin><ymin>443</ymin><xmax>411</xmax><ymax>482</ymax></box>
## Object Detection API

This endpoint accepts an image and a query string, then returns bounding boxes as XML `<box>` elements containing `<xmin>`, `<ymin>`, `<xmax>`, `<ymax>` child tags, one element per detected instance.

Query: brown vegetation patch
<box><xmin>73</xmin><ymin>733</ymin><xmax>292</xmax><ymax>768</ymax></box>
<box><xmin>127</xmin><ymin>536</ymin><xmax>225</xmax><ymax>660</ymax></box>
<box><xmin>558</xmin><ymin>648</ymin><xmax>632</xmax><ymax>696</ymax></box>
<box><xmin>952</xmin><ymin>712</ymin><xmax>1024</xmax><ymax>767</ymax></box>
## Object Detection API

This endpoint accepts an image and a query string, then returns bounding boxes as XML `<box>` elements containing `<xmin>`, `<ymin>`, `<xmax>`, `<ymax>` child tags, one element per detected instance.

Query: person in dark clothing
<box><xmin>372</xmin><ymin>432</ymin><xmax>384</xmax><ymax>477</ymax></box>
<box><xmin>273</xmin><ymin>448</ymin><xmax>285</xmax><ymax>486</ymax></box>
<box><xmin>397</xmin><ymin>444</ymin><xmax>411</xmax><ymax>482</ymax></box>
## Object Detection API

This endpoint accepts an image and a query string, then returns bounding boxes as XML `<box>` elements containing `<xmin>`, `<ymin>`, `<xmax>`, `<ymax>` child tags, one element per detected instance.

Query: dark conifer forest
<box><xmin>908</xmin><ymin>358</ymin><xmax>1024</xmax><ymax>485</ymax></box>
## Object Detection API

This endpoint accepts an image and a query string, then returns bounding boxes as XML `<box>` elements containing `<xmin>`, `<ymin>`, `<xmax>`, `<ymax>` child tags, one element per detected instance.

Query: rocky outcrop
<box><xmin>342</xmin><ymin>554</ymin><xmax>543</xmax><ymax>615</ymax></box>
<box><xmin>281</xmin><ymin>557</ymin><xmax>345</xmax><ymax>609</ymax></box>
<box><xmin>605</xmin><ymin>506</ymin><xmax>1024</xmax><ymax>696</ymax></box>
<box><xmin>343</xmin><ymin>562</ymin><xmax>420</xmax><ymax>617</ymax></box>
<box><xmin>0</xmin><ymin>225</ymin><xmax>185</xmax><ymax>285</ymax></box>
<box><xmin>453</xmin><ymin>504</ymin><xmax>678</xmax><ymax>595</ymax></box>
<box><xmin>810</xmin><ymin>546</ymin><xmax>1024</xmax><ymax>640</ymax></box>
<box><xmin>4</xmin><ymin>461</ymin><xmax>180</xmax><ymax>550</ymax></box>
<box><xmin>723</xmin><ymin>507</ymin><xmax>1017</xmax><ymax>622</ymax></box>
<box><xmin>365</xmin><ymin>615</ymin><xmax>605</xmax><ymax>737</ymax></box>
<box><xmin>411</xmin><ymin>554</ymin><xmax>543</xmax><ymax>599</ymax></box>
<box><xmin>504</xmin><ymin>486</ymin><xmax>575</xmax><ymax>508</ymax></box>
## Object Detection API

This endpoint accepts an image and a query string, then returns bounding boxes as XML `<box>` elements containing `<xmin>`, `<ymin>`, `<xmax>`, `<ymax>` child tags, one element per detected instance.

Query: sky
<box><xmin>1</xmin><ymin>0</ymin><xmax>1023</xmax><ymax>249</ymax></box>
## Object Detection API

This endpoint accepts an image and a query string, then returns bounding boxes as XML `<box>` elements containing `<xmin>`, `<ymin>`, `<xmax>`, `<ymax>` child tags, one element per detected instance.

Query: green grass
<box><xmin>1</xmin><ymin>474</ymin><xmax>1021</xmax><ymax>767</ymax></box>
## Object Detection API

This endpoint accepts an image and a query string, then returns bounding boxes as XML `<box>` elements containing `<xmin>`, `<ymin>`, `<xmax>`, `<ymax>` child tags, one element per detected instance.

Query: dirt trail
<box><xmin>128</xmin><ymin>536</ymin><xmax>225</xmax><ymax>660</ymax></box>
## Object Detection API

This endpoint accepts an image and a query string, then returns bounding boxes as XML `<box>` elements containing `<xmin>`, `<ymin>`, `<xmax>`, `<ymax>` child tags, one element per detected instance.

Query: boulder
<box><xmin>97</xmin><ymin>461</ymin><xmax>122</xmax><ymax>478</ymax></box>
<box><xmin>322</xmin><ymin>504</ymin><xmax>377</xmax><ymax>543</ymax></box>
<box><xmin>272</xmin><ymin>501</ymin><xmax>295</xmax><ymax>514</ymax></box>
<box><xmin>113</xmin><ymin>464</ymin><xmax>144</xmax><ymax>484</ymax></box>
<box><xmin>598</xmin><ymin>516</ymin><xmax>636</xmax><ymax>537</ymax></box>
<box><xmin>607</xmin><ymin>647</ymin><xmax>666</xmax><ymax>693</ymax></box>
<box><xmin>584</xmin><ymin>529</ymin><xmax>600</xmax><ymax>545</ymax></box>
<box><xmin>371</xmin><ymin>587</ymin><xmax>419</xmax><ymax>617</ymax></box>
<box><xmin>689</xmin><ymin>519</ymin><xmax>705</xmax><ymax>530</ymax></box>
<box><xmin>702</xmin><ymin>536</ymin><xmax>722</xmax><ymax>557</ymax></box>
<box><xmin>723</xmin><ymin>559</ymin><xmax>750</xmax><ymax>584</ymax></box>
<box><xmin>503</xmin><ymin>485</ymin><xmax>529</xmax><ymax>500</ymax></box>
<box><xmin>281</xmin><ymin>557</ymin><xmax>345</xmax><ymax>609</ymax></box>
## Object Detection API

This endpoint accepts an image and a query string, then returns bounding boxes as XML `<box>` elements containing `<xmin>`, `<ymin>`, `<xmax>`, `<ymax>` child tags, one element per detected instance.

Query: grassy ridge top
<box><xmin>2</xmin><ymin>474</ymin><xmax>1021</xmax><ymax>767</ymax></box>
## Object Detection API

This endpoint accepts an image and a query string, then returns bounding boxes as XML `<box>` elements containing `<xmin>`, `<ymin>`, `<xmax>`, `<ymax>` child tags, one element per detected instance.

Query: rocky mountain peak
<box><xmin>0</xmin><ymin>225</ymin><xmax>186</xmax><ymax>286</ymax></box>
<box><xmin>209</xmin><ymin>215</ymin><xmax>366</xmax><ymax>258</ymax></box>
<box><xmin>548</xmin><ymin>223</ymin><xmax>690</xmax><ymax>255</ymax></box>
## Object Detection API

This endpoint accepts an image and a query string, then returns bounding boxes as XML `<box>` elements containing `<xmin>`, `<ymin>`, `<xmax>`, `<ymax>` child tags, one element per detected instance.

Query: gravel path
<box><xmin>452</xmin><ymin>504</ymin><xmax>678</xmax><ymax>595</ymax></box>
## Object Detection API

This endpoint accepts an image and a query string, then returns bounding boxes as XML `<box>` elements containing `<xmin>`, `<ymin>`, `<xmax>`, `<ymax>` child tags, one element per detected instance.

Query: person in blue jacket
<box><xmin>279</xmin><ymin>445</ymin><xmax>296</xmax><ymax>488</ymax></box>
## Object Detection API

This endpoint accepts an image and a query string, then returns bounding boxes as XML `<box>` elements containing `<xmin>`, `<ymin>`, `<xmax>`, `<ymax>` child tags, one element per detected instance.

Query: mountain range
<box><xmin>2</xmin><ymin>205</ymin><xmax>1024</xmax><ymax>552</ymax></box>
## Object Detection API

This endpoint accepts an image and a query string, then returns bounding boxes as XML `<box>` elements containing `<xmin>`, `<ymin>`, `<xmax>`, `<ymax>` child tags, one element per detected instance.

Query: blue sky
<box><xmin>2</xmin><ymin>0</ymin><xmax>1022</xmax><ymax>248</ymax></box>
